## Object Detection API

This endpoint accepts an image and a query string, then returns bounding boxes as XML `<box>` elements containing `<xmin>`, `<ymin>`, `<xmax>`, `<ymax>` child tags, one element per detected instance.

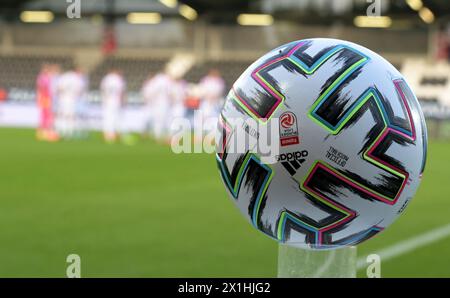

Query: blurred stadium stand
<box><xmin>0</xmin><ymin>54</ymin><xmax>73</xmax><ymax>90</ymax></box>
<box><xmin>90</xmin><ymin>56</ymin><xmax>168</xmax><ymax>92</ymax></box>
<box><xmin>185</xmin><ymin>59</ymin><xmax>252</xmax><ymax>91</ymax></box>
<box><xmin>403</xmin><ymin>59</ymin><xmax>450</xmax><ymax>106</ymax></box>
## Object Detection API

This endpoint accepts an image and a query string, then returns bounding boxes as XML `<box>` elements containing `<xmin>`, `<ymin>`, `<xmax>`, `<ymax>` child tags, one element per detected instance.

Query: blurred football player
<box><xmin>141</xmin><ymin>73</ymin><xmax>155</xmax><ymax>137</ymax></box>
<box><xmin>49</xmin><ymin>63</ymin><xmax>61</xmax><ymax>119</ymax></box>
<box><xmin>100</xmin><ymin>68</ymin><xmax>126</xmax><ymax>142</ymax></box>
<box><xmin>74</xmin><ymin>67</ymin><xmax>89</xmax><ymax>138</ymax></box>
<box><xmin>36</xmin><ymin>63</ymin><xmax>58</xmax><ymax>141</ymax></box>
<box><xmin>143</xmin><ymin>70</ymin><xmax>173</xmax><ymax>141</ymax></box>
<box><xmin>56</xmin><ymin>67</ymin><xmax>85</xmax><ymax>139</ymax></box>
<box><xmin>198</xmin><ymin>69</ymin><xmax>225</xmax><ymax>132</ymax></box>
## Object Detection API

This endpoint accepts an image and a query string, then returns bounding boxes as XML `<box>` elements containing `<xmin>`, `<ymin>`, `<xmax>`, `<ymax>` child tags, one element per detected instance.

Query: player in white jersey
<box><xmin>100</xmin><ymin>69</ymin><xmax>126</xmax><ymax>142</ymax></box>
<box><xmin>75</xmin><ymin>69</ymin><xmax>89</xmax><ymax>138</ymax></box>
<box><xmin>198</xmin><ymin>69</ymin><xmax>225</xmax><ymax>132</ymax></box>
<box><xmin>56</xmin><ymin>68</ymin><xmax>85</xmax><ymax>139</ymax></box>
<box><xmin>142</xmin><ymin>71</ymin><xmax>174</xmax><ymax>141</ymax></box>
<box><xmin>141</xmin><ymin>73</ymin><xmax>155</xmax><ymax>137</ymax></box>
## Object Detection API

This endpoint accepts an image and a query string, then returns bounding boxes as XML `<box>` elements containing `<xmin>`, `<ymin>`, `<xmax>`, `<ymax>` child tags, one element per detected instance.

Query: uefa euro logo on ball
<box><xmin>215</xmin><ymin>38</ymin><xmax>428</xmax><ymax>250</ymax></box>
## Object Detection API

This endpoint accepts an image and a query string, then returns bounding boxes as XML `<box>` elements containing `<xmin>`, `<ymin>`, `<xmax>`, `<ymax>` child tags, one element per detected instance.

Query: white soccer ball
<box><xmin>216</xmin><ymin>38</ymin><xmax>428</xmax><ymax>249</ymax></box>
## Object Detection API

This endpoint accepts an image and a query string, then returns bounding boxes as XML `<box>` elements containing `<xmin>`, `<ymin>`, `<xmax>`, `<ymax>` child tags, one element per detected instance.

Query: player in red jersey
<box><xmin>36</xmin><ymin>64</ymin><xmax>58</xmax><ymax>141</ymax></box>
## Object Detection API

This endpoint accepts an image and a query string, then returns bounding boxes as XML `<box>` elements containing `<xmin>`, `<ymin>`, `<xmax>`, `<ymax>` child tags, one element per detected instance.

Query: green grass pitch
<box><xmin>0</xmin><ymin>128</ymin><xmax>449</xmax><ymax>277</ymax></box>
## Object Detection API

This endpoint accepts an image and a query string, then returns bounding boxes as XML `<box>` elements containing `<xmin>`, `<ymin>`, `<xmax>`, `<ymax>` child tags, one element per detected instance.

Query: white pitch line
<box><xmin>357</xmin><ymin>223</ymin><xmax>450</xmax><ymax>269</ymax></box>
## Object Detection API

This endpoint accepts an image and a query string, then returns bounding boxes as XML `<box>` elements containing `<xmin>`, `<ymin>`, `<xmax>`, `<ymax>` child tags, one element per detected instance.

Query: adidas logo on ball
<box><xmin>276</xmin><ymin>151</ymin><xmax>308</xmax><ymax>176</ymax></box>
<box><xmin>275</xmin><ymin>150</ymin><xmax>308</xmax><ymax>162</ymax></box>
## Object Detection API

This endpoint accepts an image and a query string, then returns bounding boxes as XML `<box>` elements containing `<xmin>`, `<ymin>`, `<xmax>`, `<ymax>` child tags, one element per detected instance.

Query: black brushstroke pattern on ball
<box><xmin>282</xmin><ymin>59</ymin><xmax>308</xmax><ymax>78</ymax></box>
<box><xmin>350</xmin><ymin>99</ymin><xmax>385</xmax><ymax>154</ymax></box>
<box><xmin>235</xmin><ymin>86</ymin><xmax>278</xmax><ymax>118</ymax></box>
<box><xmin>291</xmin><ymin>41</ymin><xmax>336</xmax><ymax>68</ymax></box>
<box><xmin>224</xmin><ymin>90</ymin><xmax>248</xmax><ymax>118</ymax></box>
<box><xmin>326</xmin><ymin>226</ymin><xmax>381</xmax><ymax>246</ymax></box>
<box><xmin>280</xmin><ymin>210</ymin><xmax>316</xmax><ymax>244</ymax></box>
<box><xmin>245</xmin><ymin>158</ymin><xmax>271</xmax><ymax>220</ymax></box>
<box><xmin>257</xmin><ymin>196</ymin><xmax>275</xmax><ymax>238</ymax></box>
<box><xmin>338</xmin><ymin>92</ymin><xmax>404</xmax><ymax>199</ymax></box>
<box><xmin>247</xmin><ymin>45</ymin><xmax>366</xmax><ymax>121</ymax></box>
<box><xmin>319</xmin><ymin>49</ymin><xmax>366</xmax><ymax>96</ymax></box>
<box><xmin>258</xmin><ymin>63</ymin><xmax>283</xmax><ymax>94</ymax></box>
<box><xmin>308</xmin><ymin>166</ymin><xmax>378</xmax><ymax>204</ymax></box>
<box><xmin>229</xmin><ymin>153</ymin><xmax>247</xmax><ymax>192</ymax></box>
<box><xmin>321</xmin><ymin>221</ymin><xmax>353</xmax><ymax>245</ymax></box>
<box><xmin>245</xmin><ymin>58</ymin><xmax>309</xmax><ymax>116</ymax></box>
<box><xmin>216</xmin><ymin>114</ymin><xmax>229</xmax><ymax>160</ymax></box>
<box><xmin>315</xmin><ymin>69</ymin><xmax>363</xmax><ymax>127</ymax></box>
<box><xmin>230</xmin><ymin>96</ymin><xmax>248</xmax><ymax>116</ymax></box>
<box><xmin>341</xmin><ymin>169</ymin><xmax>403</xmax><ymax>200</ymax></box>
<box><xmin>300</xmin><ymin>193</ymin><xmax>347</xmax><ymax>229</ymax></box>
<box><xmin>234</xmin><ymin>42</ymin><xmax>316</xmax><ymax>118</ymax></box>
<box><xmin>381</xmin><ymin>90</ymin><xmax>412</xmax><ymax>135</ymax></box>
<box><xmin>370</xmin><ymin>132</ymin><xmax>412</xmax><ymax>173</ymax></box>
